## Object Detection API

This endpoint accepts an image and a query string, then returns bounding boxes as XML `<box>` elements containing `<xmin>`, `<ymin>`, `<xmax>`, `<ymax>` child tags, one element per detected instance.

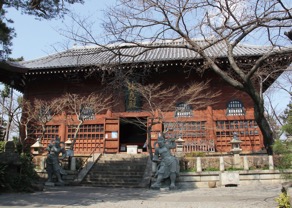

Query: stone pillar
<box><xmin>70</xmin><ymin>157</ymin><xmax>76</xmax><ymax>171</ymax></box>
<box><xmin>197</xmin><ymin>157</ymin><xmax>202</xmax><ymax>172</ymax></box>
<box><xmin>41</xmin><ymin>157</ymin><xmax>46</xmax><ymax>171</ymax></box>
<box><xmin>219</xmin><ymin>156</ymin><xmax>225</xmax><ymax>172</ymax></box>
<box><xmin>233</xmin><ymin>154</ymin><xmax>242</xmax><ymax>169</ymax></box>
<box><xmin>243</xmin><ymin>156</ymin><xmax>249</xmax><ymax>170</ymax></box>
<box><xmin>268</xmin><ymin>155</ymin><xmax>274</xmax><ymax>170</ymax></box>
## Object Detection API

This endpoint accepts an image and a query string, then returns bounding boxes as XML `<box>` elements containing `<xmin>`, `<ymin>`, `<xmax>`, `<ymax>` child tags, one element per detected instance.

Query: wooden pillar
<box><xmin>106</xmin><ymin>109</ymin><xmax>112</xmax><ymax>117</ymax></box>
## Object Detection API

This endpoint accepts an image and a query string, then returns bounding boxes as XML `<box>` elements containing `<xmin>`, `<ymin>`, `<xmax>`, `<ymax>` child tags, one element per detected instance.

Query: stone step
<box><xmin>100</xmin><ymin>157</ymin><xmax>148</xmax><ymax>161</ymax></box>
<box><xmin>84</xmin><ymin>176</ymin><xmax>142</xmax><ymax>182</ymax></box>
<box><xmin>86</xmin><ymin>174</ymin><xmax>143</xmax><ymax>180</ymax></box>
<box><xmin>102</xmin><ymin>153</ymin><xmax>148</xmax><ymax>158</ymax></box>
<box><xmin>98</xmin><ymin>160</ymin><xmax>148</xmax><ymax>164</ymax></box>
<box><xmin>98</xmin><ymin>159</ymin><xmax>148</xmax><ymax>163</ymax></box>
<box><xmin>92</xmin><ymin>166</ymin><xmax>146</xmax><ymax>171</ymax></box>
<box><xmin>81</xmin><ymin>154</ymin><xmax>149</xmax><ymax>187</ymax></box>
<box><xmin>95</xmin><ymin>162</ymin><xmax>146</xmax><ymax>166</ymax></box>
<box><xmin>88</xmin><ymin>171</ymin><xmax>145</xmax><ymax>176</ymax></box>
<box><xmin>82</xmin><ymin>181</ymin><xmax>142</xmax><ymax>188</ymax></box>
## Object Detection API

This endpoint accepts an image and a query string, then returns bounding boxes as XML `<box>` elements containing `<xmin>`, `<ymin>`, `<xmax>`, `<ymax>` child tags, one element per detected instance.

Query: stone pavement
<box><xmin>0</xmin><ymin>183</ymin><xmax>282</xmax><ymax>208</ymax></box>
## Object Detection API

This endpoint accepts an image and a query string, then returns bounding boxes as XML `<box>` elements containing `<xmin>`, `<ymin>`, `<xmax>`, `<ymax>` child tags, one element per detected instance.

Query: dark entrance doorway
<box><xmin>119</xmin><ymin>117</ymin><xmax>147</xmax><ymax>152</ymax></box>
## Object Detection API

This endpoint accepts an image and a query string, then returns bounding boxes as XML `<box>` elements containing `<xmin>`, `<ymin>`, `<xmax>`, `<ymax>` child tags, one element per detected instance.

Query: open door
<box><xmin>119</xmin><ymin>117</ymin><xmax>147</xmax><ymax>153</ymax></box>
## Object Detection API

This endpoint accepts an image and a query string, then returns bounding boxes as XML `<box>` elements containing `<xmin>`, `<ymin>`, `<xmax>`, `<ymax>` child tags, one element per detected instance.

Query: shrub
<box><xmin>0</xmin><ymin>165</ymin><xmax>7</xmax><ymax>189</ymax></box>
<box><xmin>273</xmin><ymin>140</ymin><xmax>292</xmax><ymax>180</ymax></box>
<box><xmin>185</xmin><ymin>152</ymin><xmax>206</xmax><ymax>157</ymax></box>
<box><xmin>275</xmin><ymin>191</ymin><xmax>291</xmax><ymax>208</ymax></box>
<box><xmin>0</xmin><ymin>141</ymin><xmax>5</xmax><ymax>152</ymax></box>
<box><xmin>204</xmin><ymin>167</ymin><xmax>219</xmax><ymax>171</ymax></box>
<box><xmin>0</xmin><ymin>153</ymin><xmax>39</xmax><ymax>192</ymax></box>
<box><xmin>181</xmin><ymin>167</ymin><xmax>196</xmax><ymax>172</ymax></box>
<box><xmin>225</xmin><ymin>167</ymin><xmax>243</xmax><ymax>171</ymax></box>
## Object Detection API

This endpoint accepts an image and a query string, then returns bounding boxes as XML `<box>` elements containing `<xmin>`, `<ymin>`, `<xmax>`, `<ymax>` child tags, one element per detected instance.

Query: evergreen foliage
<box><xmin>0</xmin><ymin>141</ymin><xmax>39</xmax><ymax>192</ymax></box>
<box><xmin>281</xmin><ymin>99</ymin><xmax>292</xmax><ymax>137</ymax></box>
<box><xmin>273</xmin><ymin>139</ymin><xmax>292</xmax><ymax>180</ymax></box>
<box><xmin>0</xmin><ymin>141</ymin><xmax>5</xmax><ymax>152</ymax></box>
<box><xmin>0</xmin><ymin>8</ymin><xmax>15</xmax><ymax>59</ymax></box>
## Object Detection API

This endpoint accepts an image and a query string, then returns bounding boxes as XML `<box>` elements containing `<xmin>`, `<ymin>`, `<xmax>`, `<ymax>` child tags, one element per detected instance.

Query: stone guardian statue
<box><xmin>45</xmin><ymin>137</ymin><xmax>67</xmax><ymax>184</ymax></box>
<box><xmin>151</xmin><ymin>134</ymin><xmax>180</xmax><ymax>190</ymax></box>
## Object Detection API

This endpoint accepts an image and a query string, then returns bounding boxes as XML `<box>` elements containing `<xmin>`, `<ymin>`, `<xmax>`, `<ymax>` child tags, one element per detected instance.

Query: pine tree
<box><xmin>281</xmin><ymin>98</ymin><xmax>292</xmax><ymax>137</ymax></box>
<box><xmin>273</xmin><ymin>98</ymin><xmax>292</xmax><ymax>180</ymax></box>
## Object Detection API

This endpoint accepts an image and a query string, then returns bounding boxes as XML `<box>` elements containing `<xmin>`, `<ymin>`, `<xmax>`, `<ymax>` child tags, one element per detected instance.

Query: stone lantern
<box><xmin>65</xmin><ymin>138</ymin><xmax>75</xmax><ymax>170</ymax></box>
<box><xmin>176</xmin><ymin>137</ymin><xmax>185</xmax><ymax>153</ymax></box>
<box><xmin>65</xmin><ymin>138</ymin><xmax>74</xmax><ymax>157</ymax></box>
<box><xmin>230</xmin><ymin>132</ymin><xmax>242</xmax><ymax>154</ymax></box>
<box><xmin>230</xmin><ymin>132</ymin><xmax>242</xmax><ymax>169</ymax></box>
<box><xmin>31</xmin><ymin>138</ymin><xmax>43</xmax><ymax>155</ymax></box>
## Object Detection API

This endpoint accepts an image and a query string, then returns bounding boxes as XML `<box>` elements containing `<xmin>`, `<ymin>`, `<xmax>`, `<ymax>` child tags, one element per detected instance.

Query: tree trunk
<box><xmin>4</xmin><ymin>113</ymin><xmax>13</xmax><ymax>141</ymax></box>
<box><xmin>39</xmin><ymin>124</ymin><xmax>46</xmax><ymax>143</ymax></box>
<box><xmin>246</xmin><ymin>81</ymin><xmax>274</xmax><ymax>154</ymax></box>
<box><xmin>70</xmin><ymin>120</ymin><xmax>83</xmax><ymax>150</ymax></box>
<box><xmin>147</xmin><ymin>125</ymin><xmax>153</xmax><ymax>160</ymax></box>
<box><xmin>4</xmin><ymin>88</ymin><xmax>13</xmax><ymax>141</ymax></box>
<box><xmin>254</xmin><ymin>103</ymin><xmax>274</xmax><ymax>155</ymax></box>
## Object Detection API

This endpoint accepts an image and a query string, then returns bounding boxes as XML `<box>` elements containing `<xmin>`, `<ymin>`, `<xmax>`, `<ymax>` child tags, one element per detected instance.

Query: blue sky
<box><xmin>4</xmin><ymin>0</ymin><xmax>291</xmax><ymax>113</ymax></box>
<box><xmin>6</xmin><ymin>0</ymin><xmax>115</xmax><ymax>60</ymax></box>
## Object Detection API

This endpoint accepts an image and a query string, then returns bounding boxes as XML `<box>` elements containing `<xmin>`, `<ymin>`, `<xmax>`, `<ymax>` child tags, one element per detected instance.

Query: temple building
<box><xmin>0</xmin><ymin>39</ymin><xmax>291</xmax><ymax>155</ymax></box>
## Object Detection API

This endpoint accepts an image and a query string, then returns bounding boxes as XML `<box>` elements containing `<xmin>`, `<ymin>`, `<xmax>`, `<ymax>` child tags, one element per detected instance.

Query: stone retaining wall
<box><xmin>180</xmin><ymin>154</ymin><xmax>272</xmax><ymax>171</ymax></box>
<box><xmin>178</xmin><ymin>169</ymin><xmax>292</xmax><ymax>188</ymax></box>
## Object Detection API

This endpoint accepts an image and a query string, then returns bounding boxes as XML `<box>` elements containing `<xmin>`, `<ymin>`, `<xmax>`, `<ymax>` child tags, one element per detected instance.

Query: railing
<box><xmin>75</xmin><ymin>138</ymin><xmax>105</xmax><ymax>172</ymax></box>
<box><xmin>183</xmin><ymin>139</ymin><xmax>215</xmax><ymax>152</ymax></box>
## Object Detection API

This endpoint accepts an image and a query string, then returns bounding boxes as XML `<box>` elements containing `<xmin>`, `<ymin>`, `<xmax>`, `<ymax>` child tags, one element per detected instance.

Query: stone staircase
<box><xmin>81</xmin><ymin>154</ymin><xmax>151</xmax><ymax>188</ymax></box>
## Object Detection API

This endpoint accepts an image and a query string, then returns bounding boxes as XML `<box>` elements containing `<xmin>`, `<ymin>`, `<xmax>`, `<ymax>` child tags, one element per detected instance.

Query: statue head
<box><xmin>157</xmin><ymin>135</ymin><xmax>165</xmax><ymax>147</ymax></box>
<box><xmin>54</xmin><ymin>137</ymin><xmax>61</xmax><ymax>147</ymax></box>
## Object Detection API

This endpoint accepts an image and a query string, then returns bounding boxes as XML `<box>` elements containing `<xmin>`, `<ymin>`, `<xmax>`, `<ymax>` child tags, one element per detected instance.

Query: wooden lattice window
<box><xmin>28</xmin><ymin>125</ymin><xmax>59</xmax><ymax>147</ymax></box>
<box><xmin>164</xmin><ymin>121</ymin><xmax>206</xmax><ymax>138</ymax></box>
<box><xmin>67</xmin><ymin>124</ymin><xmax>104</xmax><ymax>139</ymax></box>
<box><xmin>226</xmin><ymin>100</ymin><xmax>245</xmax><ymax>116</ymax></box>
<box><xmin>215</xmin><ymin>120</ymin><xmax>258</xmax><ymax>137</ymax></box>
<box><xmin>67</xmin><ymin>124</ymin><xmax>105</xmax><ymax>153</ymax></box>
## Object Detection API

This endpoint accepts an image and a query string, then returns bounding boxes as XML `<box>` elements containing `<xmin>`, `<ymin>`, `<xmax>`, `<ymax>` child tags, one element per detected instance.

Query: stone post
<box><xmin>268</xmin><ymin>155</ymin><xmax>274</xmax><ymax>170</ymax></box>
<box><xmin>197</xmin><ymin>157</ymin><xmax>202</xmax><ymax>172</ymax></box>
<box><xmin>219</xmin><ymin>156</ymin><xmax>225</xmax><ymax>172</ymax></box>
<box><xmin>70</xmin><ymin>157</ymin><xmax>76</xmax><ymax>171</ymax></box>
<box><xmin>243</xmin><ymin>156</ymin><xmax>249</xmax><ymax>170</ymax></box>
<box><xmin>41</xmin><ymin>157</ymin><xmax>46</xmax><ymax>171</ymax></box>
<box><xmin>152</xmin><ymin>161</ymin><xmax>157</xmax><ymax>174</ymax></box>
<box><xmin>233</xmin><ymin>154</ymin><xmax>242</xmax><ymax>169</ymax></box>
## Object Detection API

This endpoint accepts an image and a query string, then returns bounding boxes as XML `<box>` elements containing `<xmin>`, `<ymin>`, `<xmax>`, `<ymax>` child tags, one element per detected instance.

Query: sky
<box><xmin>6</xmin><ymin>0</ymin><xmax>116</xmax><ymax>60</ymax></box>
<box><xmin>4</xmin><ymin>0</ymin><xmax>291</xmax><ymax>114</ymax></box>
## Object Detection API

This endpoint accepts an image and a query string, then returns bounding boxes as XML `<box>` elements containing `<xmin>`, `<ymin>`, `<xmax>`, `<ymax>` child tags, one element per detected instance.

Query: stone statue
<box><xmin>151</xmin><ymin>134</ymin><xmax>180</xmax><ymax>190</ymax></box>
<box><xmin>45</xmin><ymin>137</ymin><xmax>67</xmax><ymax>183</ymax></box>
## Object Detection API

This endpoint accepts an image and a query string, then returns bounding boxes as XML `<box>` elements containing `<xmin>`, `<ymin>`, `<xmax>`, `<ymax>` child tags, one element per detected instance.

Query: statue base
<box><xmin>44</xmin><ymin>181</ymin><xmax>55</xmax><ymax>186</ymax></box>
<box><xmin>44</xmin><ymin>181</ymin><xmax>65</xmax><ymax>186</ymax></box>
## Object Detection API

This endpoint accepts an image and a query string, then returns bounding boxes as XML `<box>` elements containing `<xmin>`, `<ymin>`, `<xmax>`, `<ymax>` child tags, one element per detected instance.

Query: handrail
<box><xmin>76</xmin><ymin>138</ymin><xmax>104</xmax><ymax>172</ymax></box>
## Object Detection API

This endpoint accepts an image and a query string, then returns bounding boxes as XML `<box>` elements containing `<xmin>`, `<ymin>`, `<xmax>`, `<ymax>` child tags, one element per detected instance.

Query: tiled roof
<box><xmin>18</xmin><ymin>39</ymin><xmax>275</xmax><ymax>70</ymax></box>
